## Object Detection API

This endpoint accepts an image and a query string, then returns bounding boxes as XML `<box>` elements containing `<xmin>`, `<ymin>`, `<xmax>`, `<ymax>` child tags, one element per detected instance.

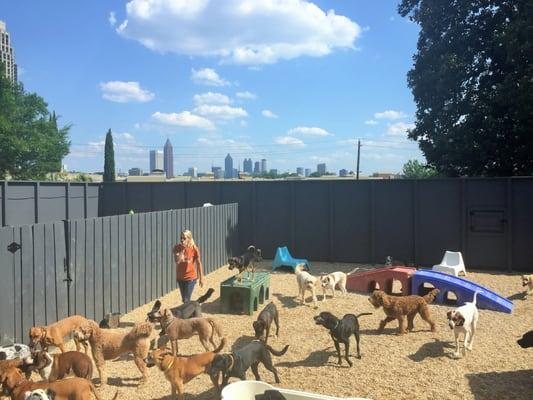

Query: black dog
<box><xmin>517</xmin><ymin>330</ymin><xmax>533</xmax><ymax>348</ymax></box>
<box><xmin>209</xmin><ymin>340</ymin><xmax>289</xmax><ymax>391</ymax></box>
<box><xmin>228</xmin><ymin>245</ymin><xmax>263</xmax><ymax>276</ymax></box>
<box><xmin>146</xmin><ymin>288</ymin><xmax>215</xmax><ymax>331</ymax></box>
<box><xmin>253</xmin><ymin>302</ymin><xmax>279</xmax><ymax>343</ymax></box>
<box><xmin>313</xmin><ymin>311</ymin><xmax>372</xmax><ymax>366</ymax></box>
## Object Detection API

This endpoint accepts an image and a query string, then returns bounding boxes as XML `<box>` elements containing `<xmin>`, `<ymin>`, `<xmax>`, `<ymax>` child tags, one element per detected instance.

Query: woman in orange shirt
<box><xmin>173</xmin><ymin>230</ymin><xmax>205</xmax><ymax>303</ymax></box>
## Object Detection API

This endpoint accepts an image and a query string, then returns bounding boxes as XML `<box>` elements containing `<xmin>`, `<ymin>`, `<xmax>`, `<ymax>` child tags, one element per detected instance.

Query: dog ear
<box><xmin>247</xmin><ymin>245</ymin><xmax>256</xmax><ymax>252</ymax></box>
<box><xmin>446</xmin><ymin>311</ymin><xmax>453</xmax><ymax>319</ymax></box>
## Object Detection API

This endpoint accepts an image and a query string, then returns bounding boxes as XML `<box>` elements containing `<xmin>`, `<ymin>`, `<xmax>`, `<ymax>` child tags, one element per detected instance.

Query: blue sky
<box><xmin>2</xmin><ymin>0</ymin><xmax>424</xmax><ymax>175</ymax></box>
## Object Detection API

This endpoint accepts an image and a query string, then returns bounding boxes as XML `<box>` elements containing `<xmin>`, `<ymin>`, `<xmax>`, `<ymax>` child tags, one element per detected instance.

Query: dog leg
<box><xmin>332</xmin><ymin>336</ymin><xmax>342</xmax><ymax>365</ymax></box>
<box><xmin>397</xmin><ymin>316</ymin><xmax>407</xmax><ymax>335</ymax></box>
<box><xmin>134</xmin><ymin>356</ymin><xmax>148</xmax><ymax>385</ymax></box>
<box><xmin>170</xmin><ymin>383</ymin><xmax>177</xmax><ymax>400</ymax></box>
<box><xmin>378</xmin><ymin>316</ymin><xmax>395</xmax><ymax>333</ymax></box>
<box><xmin>407</xmin><ymin>313</ymin><xmax>416</xmax><ymax>331</ymax></box>
<box><xmin>200</xmin><ymin>337</ymin><xmax>213</xmax><ymax>352</ymax></box>
<box><xmin>274</xmin><ymin>313</ymin><xmax>280</xmax><ymax>338</ymax></box>
<box><xmin>262</xmin><ymin>356</ymin><xmax>281</xmax><ymax>384</ymax></box>
<box><xmin>251</xmin><ymin>361</ymin><xmax>261</xmax><ymax>381</ymax></box>
<box><xmin>343</xmin><ymin>341</ymin><xmax>353</xmax><ymax>367</ymax></box>
<box><xmin>265</xmin><ymin>324</ymin><xmax>271</xmax><ymax>344</ymax></box>
<box><xmin>322</xmin><ymin>287</ymin><xmax>327</xmax><ymax>302</ymax></box>
<box><xmin>176</xmin><ymin>382</ymin><xmax>185</xmax><ymax>400</ymax></box>
<box><xmin>58</xmin><ymin>342</ymin><xmax>66</xmax><ymax>353</ymax></box>
<box><xmin>453</xmin><ymin>330</ymin><xmax>461</xmax><ymax>358</ymax></box>
<box><xmin>96</xmin><ymin>361</ymin><xmax>107</xmax><ymax>387</ymax></box>
<box><xmin>354</xmin><ymin>331</ymin><xmax>362</xmax><ymax>359</ymax></box>
<box><xmin>171</xmin><ymin>340</ymin><xmax>178</xmax><ymax>356</ymax></box>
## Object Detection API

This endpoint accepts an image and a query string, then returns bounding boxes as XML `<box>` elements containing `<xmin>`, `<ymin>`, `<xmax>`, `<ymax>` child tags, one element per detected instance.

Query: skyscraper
<box><xmin>0</xmin><ymin>21</ymin><xmax>18</xmax><ymax>83</ymax></box>
<box><xmin>243</xmin><ymin>158</ymin><xmax>253</xmax><ymax>174</ymax></box>
<box><xmin>261</xmin><ymin>159</ymin><xmax>267</xmax><ymax>174</ymax></box>
<box><xmin>224</xmin><ymin>154</ymin><xmax>233</xmax><ymax>179</ymax></box>
<box><xmin>163</xmin><ymin>139</ymin><xmax>174</xmax><ymax>178</ymax></box>
<box><xmin>317</xmin><ymin>163</ymin><xmax>326</xmax><ymax>176</ymax></box>
<box><xmin>296</xmin><ymin>167</ymin><xmax>304</xmax><ymax>176</ymax></box>
<box><xmin>254</xmin><ymin>161</ymin><xmax>260</xmax><ymax>174</ymax></box>
<box><xmin>149</xmin><ymin>150</ymin><xmax>163</xmax><ymax>172</ymax></box>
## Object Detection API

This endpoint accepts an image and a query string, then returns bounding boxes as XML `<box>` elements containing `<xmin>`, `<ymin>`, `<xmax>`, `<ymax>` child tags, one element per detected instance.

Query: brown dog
<box><xmin>0</xmin><ymin>366</ymin><xmax>110</xmax><ymax>400</ymax></box>
<box><xmin>160</xmin><ymin>309</ymin><xmax>224</xmax><ymax>356</ymax></box>
<box><xmin>149</xmin><ymin>337</ymin><xmax>226</xmax><ymax>400</ymax></box>
<box><xmin>29</xmin><ymin>315</ymin><xmax>89</xmax><ymax>353</ymax></box>
<box><xmin>74</xmin><ymin>319</ymin><xmax>152</xmax><ymax>387</ymax></box>
<box><xmin>368</xmin><ymin>289</ymin><xmax>440</xmax><ymax>334</ymax></box>
<box><xmin>522</xmin><ymin>274</ymin><xmax>533</xmax><ymax>297</ymax></box>
<box><xmin>32</xmin><ymin>351</ymin><xmax>93</xmax><ymax>382</ymax></box>
<box><xmin>0</xmin><ymin>358</ymin><xmax>35</xmax><ymax>380</ymax></box>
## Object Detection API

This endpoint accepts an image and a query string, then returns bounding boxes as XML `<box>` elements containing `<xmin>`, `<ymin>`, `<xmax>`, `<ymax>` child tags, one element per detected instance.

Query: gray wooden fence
<box><xmin>0</xmin><ymin>203</ymin><xmax>238</xmax><ymax>345</ymax></box>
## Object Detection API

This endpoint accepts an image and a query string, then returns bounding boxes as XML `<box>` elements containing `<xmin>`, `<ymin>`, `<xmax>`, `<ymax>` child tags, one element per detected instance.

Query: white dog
<box><xmin>295</xmin><ymin>264</ymin><xmax>320</xmax><ymax>308</ymax></box>
<box><xmin>0</xmin><ymin>343</ymin><xmax>31</xmax><ymax>361</ymax></box>
<box><xmin>24</xmin><ymin>389</ymin><xmax>53</xmax><ymax>400</ymax></box>
<box><xmin>522</xmin><ymin>274</ymin><xmax>533</xmax><ymax>297</ymax></box>
<box><xmin>447</xmin><ymin>291</ymin><xmax>479</xmax><ymax>358</ymax></box>
<box><xmin>319</xmin><ymin>272</ymin><xmax>348</xmax><ymax>301</ymax></box>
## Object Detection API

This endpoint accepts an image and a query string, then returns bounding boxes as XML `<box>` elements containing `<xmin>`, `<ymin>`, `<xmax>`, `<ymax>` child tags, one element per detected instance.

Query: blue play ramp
<box><xmin>412</xmin><ymin>269</ymin><xmax>513</xmax><ymax>314</ymax></box>
<box><xmin>272</xmin><ymin>246</ymin><xmax>310</xmax><ymax>272</ymax></box>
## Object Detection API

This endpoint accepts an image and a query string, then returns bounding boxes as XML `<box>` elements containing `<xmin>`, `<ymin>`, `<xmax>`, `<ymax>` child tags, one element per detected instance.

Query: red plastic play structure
<box><xmin>346</xmin><ymin>266</ymin><xmax>416</xmax><ymax>296</ymax></box>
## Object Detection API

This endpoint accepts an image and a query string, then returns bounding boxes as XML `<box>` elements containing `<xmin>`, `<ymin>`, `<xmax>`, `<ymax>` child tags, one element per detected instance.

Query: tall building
<box><xmin>187</xmin><ymin>167</ymin><xmax>197</xmax><ymax>178</ymax></box>
<box><xmin>212</xmin><ymin>166</ymin><xmax>223</xmax><ymax>179</ymax></box>
<box><xmin>149</xmin><ymin>150</ymin><xmax>163</xmax><ymax>172</ymax></box>
<box><xmin>224</xmin><ymin>154</ymin><xmax>233</xmax><ymax>179</ymax></box>
<box><xmin>261</xmin><ymin>159</ymin><xmax>267</xmax><ymax>174</ymax></box>
<box><xmin>305</xmin><ymin>168</ymin><xmax>311</xmax><ymax>177</ymax></box>
<box><xmin>128</xmin><ymin>167</ymin><xmax>142</xmax><ymax>176</ymax></box>
<box><xmin>243</xmin><ymin>158</ymin><xmax>253</xmax><ymax>174</ymax></box>
<box><xmin>296</xmin><ymin>167</ymin><xmax>304</xmax><ymax>176</ymax></box>
<box><xmin>0</xmin><ymin>21</ymin><xmax>17</xmax><ymax>83</ymax></box>
<box><xmin>254</xmin><ymin>161</ymin><xmax>260</xmax><ymax>174</ymax></box>
<box><xmin>163</xmin><ymin>139</ymin><xmax>174</xmax><ymax>179</ymax></box>
<box><xmin>317</xmin><ymin>163</ymin><xmax>326</xmax><ymax>176</ymax></box>
<box><xmin>339</xmin><ymin>169</ymin><xmax>348</xmax><ymax>177</ymax></box>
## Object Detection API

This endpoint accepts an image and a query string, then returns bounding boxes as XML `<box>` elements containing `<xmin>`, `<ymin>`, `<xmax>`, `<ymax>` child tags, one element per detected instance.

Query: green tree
<box><xmin>399</xmin><ymin>0</ymin><xmax>533</xmax><ymax>176</ymax></box>
<box><xmin>402</xmin><ymin>159</ymin><xmax>438</xmax><ymax>178</ymax></box>
<box><xmin>103</xmin><ymin>129</ymin><xmax>115</xmax><ymax>182</ymax></box>
<box><xmin>0</xmin><ymin>68</ymin><xmax>70</xmax><ymax>180</ymax></box>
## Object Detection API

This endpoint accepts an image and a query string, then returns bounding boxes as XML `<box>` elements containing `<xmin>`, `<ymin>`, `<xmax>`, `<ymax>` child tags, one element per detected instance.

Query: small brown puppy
<box><xmin>160</xmin><ymin>309</ymin><xmax>224</xmax><ymax>356</ymax></box>
<box><xmin>368</xmin><ymin>289</ymin><xmax>440</xmax><ymax>334</ymax></box>
<box><xmin>0</xmin><ymin>366</ymin><xmax>109</xmax><ymax>400</ymax></box>
<box><xmin>33</xmin><ymin>351</ymin><xmax>93</xmax><ymax>382</ymax></box>
<box><xmin>29</xmin><ymin>315</ymin><xmax>89</xmax><ymax>353</ymax></box>
<box><xmin>150</xmin><ymin>337</ymin><xmax>226</xmax><ymax>400</ymax></box>
<box><xmin>522</xmin><ymin>274</ymin><xmax>533</xmax><ymax>297</ymax></box>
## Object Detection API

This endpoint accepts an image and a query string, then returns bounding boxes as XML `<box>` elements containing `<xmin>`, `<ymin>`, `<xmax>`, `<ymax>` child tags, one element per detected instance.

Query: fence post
<box><xmin>413</xmin><ymin>180</ymin><xmax>418</xmax><ymax>265</ymax></box>
<box><xmin>506</xmin><ymin>178</ymin><xmax>513</xmax><ymax>272</ymax></box>
<box><xmin>66</xmin><ymin>182</ymin><xmax>70</xmax><ymax>220</ymax></box>
<box><xmin>328</xmin><ymin>181</ymin><xmax>334</xmax><ymax>262</ymax></box>
<box><xmin>84</xmin><ymin>183</ymin><xmax>88</xmax><ymax>218</ymax></box>
<box><xmin>1</xmin><ymin>181</ymin><xmax>6</xmax><ymax>227</ymax></box>
<box><xmin>35</xmin><ymin>182</ymin><xmax>40</xmax><ymax>224</ymax></box>
<box><xmin>370</xmin><ymin>181</ymin><xmax>375</xmax><ymax>264</ymax></box>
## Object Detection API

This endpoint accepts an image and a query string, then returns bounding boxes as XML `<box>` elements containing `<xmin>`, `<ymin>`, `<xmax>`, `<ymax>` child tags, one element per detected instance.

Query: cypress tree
<box><xmin>103</xmin><ymin>129</ymin><xmax>115</xmax><ymax>182</ymax></box>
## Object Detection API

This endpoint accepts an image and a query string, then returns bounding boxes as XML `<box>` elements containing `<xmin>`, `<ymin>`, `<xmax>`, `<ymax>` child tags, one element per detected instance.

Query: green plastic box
<box><xmin>220</xmin><ymin>272</ymin><xmax>270</xmax><ymax>315</ymax></box>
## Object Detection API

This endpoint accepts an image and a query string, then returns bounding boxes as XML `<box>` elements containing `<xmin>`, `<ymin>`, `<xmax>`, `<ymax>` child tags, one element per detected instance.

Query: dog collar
<box><xmin>163</xmin><ymin>357</ymin><xmax>175</xmax><ymax>372</ymax></box>
<box><xmin>227</xmin><ymin>354</ymin><xmax>235</xmax><ymax>371</ymax></box>
<box><xmin>333</xmin><ymin>321</ymin><xmax>340</xmax><ymax>330</ymax></box>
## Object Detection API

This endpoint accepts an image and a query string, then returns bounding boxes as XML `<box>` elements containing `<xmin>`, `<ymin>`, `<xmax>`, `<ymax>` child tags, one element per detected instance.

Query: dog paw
<box><xmin>452</xmin><ymin>352</ymin><xmax>461</xmax><ymax>359</ymax></box>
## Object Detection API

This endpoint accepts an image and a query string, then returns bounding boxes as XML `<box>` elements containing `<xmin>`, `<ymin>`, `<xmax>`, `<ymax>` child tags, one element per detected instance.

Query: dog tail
<box><xmin>266</xmin><ymin>344</ymin><xmax>289</xmax><ymax>357</ymax></box>
<box><xmin>347</xmin><ymin>267</ymin><xmax>360</xmax><ymax>275</ymax></box>
<box><xmin>355</xmin><ymin>312</ymin><xmax>373</xmax><ymax>318</ymax></box>
<box><xmin>472</xmin><ymin>290</ymin><xmax>479</xmax><ymax>306</ymax></box>
<box><xmin>208</xmin><ymin>318</ymin><xmax>224</xmax><ymax>341</ymax></box>
<box><xmin>422</xmin><ymin>288</ymin><xmax>440</xmax><ymax>303</ymax></box>
<box><xmin>213</xmin><ymin>337</ymin><xmax>226</xmax><ymax>354</ymax></box>
<box><xmin>196</xmin><ymin>288</ymin><xmax>215</xmax><ymax>304</ymax></box>
<box><xmin>129</xmin><ymin>321</ymin><xmax>153</xmax><ymax>339</ymax></box>
<box><xmin>295</xmin><ymin>263</ymin><xmax>306</xmax><ymax>274</ymax></box>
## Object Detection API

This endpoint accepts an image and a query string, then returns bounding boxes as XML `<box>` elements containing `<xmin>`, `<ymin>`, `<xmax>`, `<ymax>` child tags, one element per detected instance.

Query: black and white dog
<box><xmin>447</xmin><ymin>291</ymin><xmax>479</xmax><ymax>358</ymax></box>
<box><xmin>228</xmin><ymin>245</ymin><xmax>262</xmax><ymax>281</ymax></box>
<box><xmin>0</xmin><ymin>343</ymin><xmax>31</xmax><ymax>361</ymax></box>
<box><xmin>314</xmin><ymin>311</ymin><xmax>372</xmax><ymax>366</ymax></box>
<box><xmin>24</xmin><ymin>389</ymin><xmax>55</xmax><ymax>400</ymax></box>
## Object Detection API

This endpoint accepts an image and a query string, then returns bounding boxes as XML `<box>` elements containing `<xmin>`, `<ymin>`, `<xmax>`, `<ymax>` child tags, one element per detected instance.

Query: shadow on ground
<box><xmin>466</xmin><ymin>369</ymin><xmax>533</xmax><ymax>400</ymax></box>
<box><xmin>277</xmin><ymin>348</ymin><xmax>352</xmax><ymax>368</ymax></box>
<box><xmin>507</xmin><ymin>291</ymin><xmax>527</xmax><ymax>301</ymax></box>
<box><xmin>272</xmin><ymin>293</ymin><xmax>300</xmax><ymax>309</ymax></box>
<box><xmin>407</xmin><ymin>338</ymin><xmax>455</xmax><ymax>362</ymax></box>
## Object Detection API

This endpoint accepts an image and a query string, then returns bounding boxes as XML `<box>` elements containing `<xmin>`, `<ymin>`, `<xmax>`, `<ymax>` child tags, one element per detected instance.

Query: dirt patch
<box><xmin>57</xmin><ymin>262</ymin><xmax>533</xmax><ymax>400</ymax></box>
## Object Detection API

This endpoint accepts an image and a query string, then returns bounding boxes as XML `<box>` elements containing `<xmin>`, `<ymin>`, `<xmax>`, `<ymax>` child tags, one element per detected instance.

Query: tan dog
<box><xmin>522</xmin><ymin>274</ymin><xmax>533</xmax><ymax>297</ymax></box>
<box><xmin>0</xmin><ymin>366</ymin><xmax>112</xmax><ymax>400</ymax></box>
<box><xmin>74</xmin><ymin>319</ymin><xmax>152</xmax><ymax>387</ymax></box>
<box><xmin>149</xmin><ymin>337</ymin><xmax>226</xmax><ymax>400</ymax></box>
<box><xmin>33</xmin><ymin>351</ymin><xmax>93</xmax><ymax>382</ymax></box>
<box><xmin>368</xmin><ymin>289</ymin><xmax>440</xmax><ymax>334</ymax></box>
<box><xmin>29</xmin><ymin>315</ymin><xmax>89</xmax><ymax>353</ymax></box>
<box><xmin>295</xmin><ymin>264</ymin><xmax>320</xmax><ymax>308</ymax></box>
<box><xmin>160</xmin><ymin>309</ymin><xmax>224</xmax><ymax>356</ymax></box>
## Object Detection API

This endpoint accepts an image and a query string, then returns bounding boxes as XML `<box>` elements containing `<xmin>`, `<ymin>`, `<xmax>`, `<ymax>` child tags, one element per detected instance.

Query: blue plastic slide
<box><xmin>271</xmin><ymin>246</ymin><xmax>310</xmax><ymax>272</ymax></box>
<box><xmin>412</xmin><ymin>269</ymin><xmax>513</xmax><ymax>313</ymax></box>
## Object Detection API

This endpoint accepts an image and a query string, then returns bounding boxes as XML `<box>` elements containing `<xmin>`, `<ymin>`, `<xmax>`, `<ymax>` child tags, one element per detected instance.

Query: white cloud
<box><xmin>262</xmin><ymin>110</ymin><xmax>278</xmax><ymax>119</ymax></box>
<box><xmin>274</xmin><ymin>136</ymin><xmax>305</xmax><ymax>146</ymax></box>
<box><xmin>193</xmin><ymin>92</ymin><xmax>231</xmax><ymax>105</ymax></box>
<box><xmin>152</xmin><ymin>111</ymin><xmax>215</xmax><ymax>130</ymax></box>
<box><xmin>387</xmin><ymin>122</ymin><xmax>415</xmax><ymax>136</ymax></box>
<box><xmin>117</xmin><ymin>0</ymin><xmax>362</xmax><ymax>65</ymax></box>
<box><xmin>236</xmin><ymin>91</ymin><xmax>256</xmax><ymax>99</ymax></box>
<box><xmin>288</xmin><ymin>126</ymin><xmax>332</xmax><ymax>136</ymax></box>
<box><xmin>364</xmin><ymin>119</ymin><xmax>378</xmax><ymax>125</ymax></box>
<box><xmin>374</xmin><ymin>110</ymin><xmax>407</xmax><ymax>120</ymax></box>
<box><xmin>116</xmin><ymin>132</ymin><xmax>135</xmax><ymax>142</ymax></box>
<box><xmin>194</xmin><ymin>104</ymin><xmax>247</xmax><ymax>120</ymax></box>
<box><xmin>191</xmin><ymin>68</ymin><xmax>229</xmax><ymax>86</ymax></box>
<box><xmin>100</xmin><ymin>81</ymin><xmax>155</xmax><ymax>103</ymax></box>
<box><xmin>109</xmin><ymin>11</ymin><xmax>117</xmax><ymax>26</ymax></box>
<box><xmin>240</xmin><ymin>120</ymin><xmax>248</xmax><ymax>127</ymax></box>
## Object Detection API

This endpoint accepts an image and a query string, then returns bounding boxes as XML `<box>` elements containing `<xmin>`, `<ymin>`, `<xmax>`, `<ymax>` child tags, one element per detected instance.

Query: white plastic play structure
<box><xmin>221</xmin><ymin>380</ymin><xmax>371</xmax><ymax>400</ymax></box>
<box><xmin>432</xmin><ymin>250</ymin><xmax>467</xmax><ymax>277</ymax></box>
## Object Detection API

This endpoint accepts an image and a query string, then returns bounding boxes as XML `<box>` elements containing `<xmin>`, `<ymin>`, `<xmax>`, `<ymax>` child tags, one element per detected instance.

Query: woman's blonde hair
<box><xmin>181</xmin><ymin>230</ymin><xmax>196</xmax><ymax>248</ymax></box>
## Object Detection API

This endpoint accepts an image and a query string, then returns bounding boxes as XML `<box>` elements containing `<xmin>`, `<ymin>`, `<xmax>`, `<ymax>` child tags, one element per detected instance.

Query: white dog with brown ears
<box><xmin>319</xmin><ymin>267</ymin><xmax>360</xmax><ymax>301</ymax></box>
<box><xmin>447</xmin><ymin>291</ymin><xmax>479</xmax><ymax>358</ymax></box>
<box><xmin>295</xmin><ymin>264</ymin><xmax>320</xmax><ymax>308</ymax></box>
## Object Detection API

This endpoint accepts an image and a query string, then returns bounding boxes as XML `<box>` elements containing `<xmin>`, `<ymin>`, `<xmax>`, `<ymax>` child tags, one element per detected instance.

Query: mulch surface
<box><xmin>55</xmin><ymin>262</ymin><xmax>532</xmax><ymax>400</ymax></box>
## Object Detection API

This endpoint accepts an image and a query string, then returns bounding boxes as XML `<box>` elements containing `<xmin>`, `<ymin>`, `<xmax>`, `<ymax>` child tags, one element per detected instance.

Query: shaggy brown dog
<box><xmin>368</xmin><ymin>289</ymin><xmax>440</xmax><ymax>334</ymax></box>
<box><xmin>0</xmin><ymin>366</ymin><xmax>113</xmax><ymax>400</ymax></box>
<box><xmin>149</xmin><ymin>337</ymin><xmax>226</xmax><ymax>400</ymax></box>
<box><xmin>74</xmin><ymin>319</ymin><xmax>152</xmax><ymax>387</ymax></box>
<box><xmin>160</xmin><ymin>309</ymin><xmax>224</xmax><ymax>356</ymax></box>
<box><xmin>29</xmin><ymin>315</ymin><xmax>89</xmax><ymax>353</ymax></box>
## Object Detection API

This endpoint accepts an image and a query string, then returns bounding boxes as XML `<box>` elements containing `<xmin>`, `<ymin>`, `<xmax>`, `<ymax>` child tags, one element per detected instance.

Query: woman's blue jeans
<box><xmin>177</xmin><ymin>279</ymin><xmax>197</xmax><ymax>303</ymax></box>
